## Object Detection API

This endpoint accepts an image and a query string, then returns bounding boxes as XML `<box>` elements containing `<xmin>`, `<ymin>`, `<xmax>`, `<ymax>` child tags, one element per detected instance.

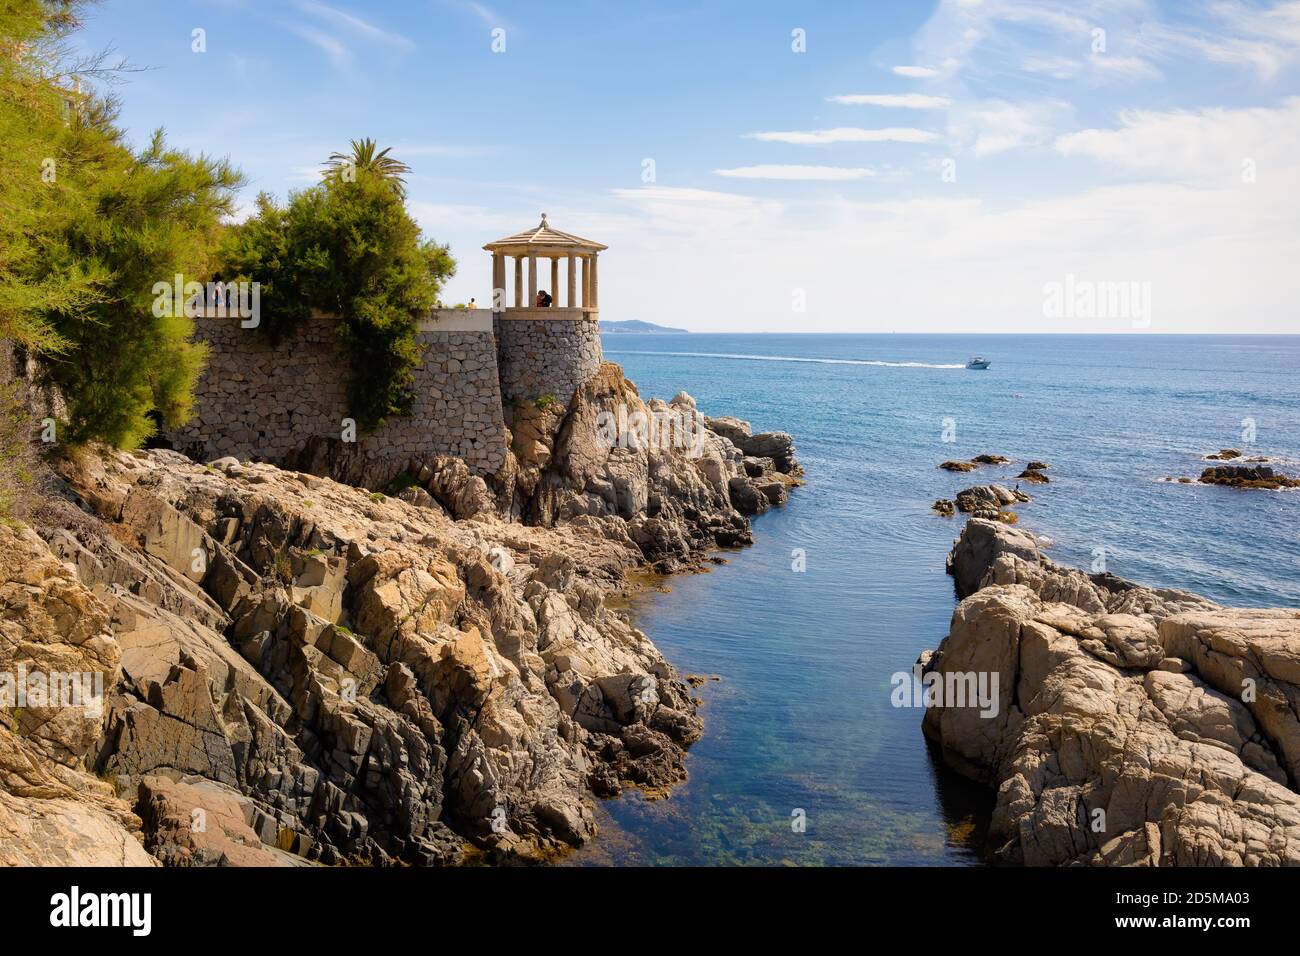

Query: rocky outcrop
<box><xmin>954</xmin><ymin>484</ymin><xmax>1029</xmax><ymax>523</ymax></box>
<box><xmin>3</xmin><ymin>361</ymin><xmax>800</xmax><ymax>867</ymax></box>
<box><xmin>497</xmin><ymin>365</ymin><xmax>803</xmax><ymax>571</ymax></box>
<box><xmin>0</xmin><ymin>522</ymin><xmax>155</xmax><ymax>866</ymax></box>
<box><xmin>703</xmin><ymin>414</ymin><xmax>799</xmax><ymax>475</ymax></box>
<box><xmin>9</xmin><ymin>448</ymin><xmax>709</xmax><ymax>865</ymax></box>
<box><xmin>924</xmin><ymin>519</ymin><xmax>1300</xmax><ymax>866</ymax></box>
<box><xmin>938</xmin><ymin>454</ymin><xmax>1010</xmax><ymax>472</ymax></box>
<box><xmin>1199</xmin><ymin>464</ymin><xmax>1300</xmax><ymax>490</ymax></box>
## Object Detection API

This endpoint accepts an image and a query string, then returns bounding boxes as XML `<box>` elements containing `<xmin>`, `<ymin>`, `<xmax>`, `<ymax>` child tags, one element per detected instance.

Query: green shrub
<box><xmin>1</xmin><ymin>2</ymin><xmax>243</xmax><ymax>450</ymax></box>
<box><xmin>221</xmin><ymin>143</ymin><xmax>454</xmax><ymax>432</ymax></box>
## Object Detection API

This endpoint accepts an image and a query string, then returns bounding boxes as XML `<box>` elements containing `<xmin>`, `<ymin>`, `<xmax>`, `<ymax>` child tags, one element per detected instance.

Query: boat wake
<box><xmin>602</xmin><ymin>349</ymin><xmax>966</xmax><ymax>369</ymax></box>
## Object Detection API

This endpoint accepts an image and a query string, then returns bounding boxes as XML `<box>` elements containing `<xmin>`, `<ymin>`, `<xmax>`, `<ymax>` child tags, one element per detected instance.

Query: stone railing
<box><xmin>497</xmin><ymin>306</ymin><xmax>598</xmax><ymax>321</ymax></box>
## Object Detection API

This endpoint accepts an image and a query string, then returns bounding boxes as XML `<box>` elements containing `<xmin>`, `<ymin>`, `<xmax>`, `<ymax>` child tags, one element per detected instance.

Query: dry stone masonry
<box><xmin>169</xmin><ymin>218</ymin><xmax>613</xmax><ymax>487</ymax></box>
<box><xmin>493</xmin><ymin>315</ymin><xmax>603</xmax><ymax>406</ymax></box>
<box><xmin>168</xmin><ymin>312</ymin><xmax>509</xmax><ymax>479</ymax></box>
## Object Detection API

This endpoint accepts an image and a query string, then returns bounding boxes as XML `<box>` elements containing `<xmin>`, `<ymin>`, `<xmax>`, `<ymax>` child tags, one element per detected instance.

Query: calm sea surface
<box><xmin>564</xmin><ymin>334</ymin><xmax>1300</xmax><ymax>866</ymax></box>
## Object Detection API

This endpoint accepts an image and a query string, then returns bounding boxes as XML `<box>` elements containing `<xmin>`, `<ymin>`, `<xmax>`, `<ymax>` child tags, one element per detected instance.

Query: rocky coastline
<box><xmin>922</xmin><ymin>518</ymin><xmax>1300</xmax><ymax>866</ymax></box>
<box><xmin>0</xmin><ymin>361</ymin><xmax>800</xmax><ymax>866</ymax></box>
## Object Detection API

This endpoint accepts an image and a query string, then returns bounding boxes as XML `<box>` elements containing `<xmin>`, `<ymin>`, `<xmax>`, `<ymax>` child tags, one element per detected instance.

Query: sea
<box><xmin>563</xmin><ymin>333</ymin><xmax>1300</xmax><ymax>866</ymax></box>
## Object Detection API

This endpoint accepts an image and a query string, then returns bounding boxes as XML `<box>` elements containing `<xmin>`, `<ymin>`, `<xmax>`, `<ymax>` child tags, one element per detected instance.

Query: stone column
<box><xmin>580</xmin><ymin>256</ymin><xmax>589</xmax><ymax>309</ymax></box>
<box><xmin>492</xmin><ymin>253</ymin><xmax>504</xmax><ymax>312</ymax></box>
<box><xmin>528</xmin><ymin>254</ymin><xmax>537</xmax><ymax>307</ymax></box>
<box><xmin>550</xmin><ymin>257</ymin><xmax>559</xmax><ymax>306</ymax></box>
<box><xmin>567</xmin><ymin>254</ymin><xmax>576</xmax><ymax>307</ymax></box>
<box><xmin>514</xmin><ymin>256</ymin><xmax>523</xmax><ymax>308</ymax></box>
<box><xmin>589</xmin><ymin>252</ymin><xmax>599</xmax><ymax>309</ymax></box>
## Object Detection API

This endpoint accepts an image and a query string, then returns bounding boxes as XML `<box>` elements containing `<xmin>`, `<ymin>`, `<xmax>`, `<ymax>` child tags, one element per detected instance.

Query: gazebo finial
<box><xmin>540</xmin><ymin>211</ymin><xmax>549</xmax><ymax>227</ymax></box>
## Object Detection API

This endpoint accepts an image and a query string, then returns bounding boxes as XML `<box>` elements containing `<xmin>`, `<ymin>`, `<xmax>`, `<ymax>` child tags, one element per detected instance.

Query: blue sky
<box><xmin>78</xmin><ymin>0</ymin><xmax>1300</xmax><ymax>332</ymax></box>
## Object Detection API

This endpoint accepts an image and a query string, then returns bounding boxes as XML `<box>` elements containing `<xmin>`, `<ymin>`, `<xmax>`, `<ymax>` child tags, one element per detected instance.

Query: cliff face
<box><xmin>1</xmin><ymin>362</ymin><xmax>800</xmax><ymax>865</ymax></box>
<box><xmin>924</xmin><ymin>519</ymin><xmax>1300</xmax><ymax>866</ymax></box>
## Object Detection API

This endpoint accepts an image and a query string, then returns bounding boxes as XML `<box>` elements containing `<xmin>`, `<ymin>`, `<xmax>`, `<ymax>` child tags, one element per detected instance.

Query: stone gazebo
<box><xmin>485</xmin><ymin>215</ymin><xmax>606</xmax><ymax>407</ymax></box>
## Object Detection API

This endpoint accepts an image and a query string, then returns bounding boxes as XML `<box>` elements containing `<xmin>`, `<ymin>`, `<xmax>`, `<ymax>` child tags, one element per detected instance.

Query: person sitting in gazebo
<box><xmin>536</xmin><ymin>289</ymin><xmax>552</xmax><ymax>307</ymax></box>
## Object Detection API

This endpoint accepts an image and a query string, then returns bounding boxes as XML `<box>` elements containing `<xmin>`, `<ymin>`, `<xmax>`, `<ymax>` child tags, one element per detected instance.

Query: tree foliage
<box><xmin>0</xmin><ymin>0</ymin><xmax>88</xmax><ymax>358</ymax></box>
<box><xmin>1</xmin><ymin>0</ymin><xmax>244</xmax><ymax>450</ymax></box>
<box><xmin>221</xmin><ymin>151</ymin><xmax>454</xmax><ymax>431</ymax></box>
<box><xmin>324</xmin><ymin>137</ymin><xmax>412</xmax><ymax>198</ymax></box>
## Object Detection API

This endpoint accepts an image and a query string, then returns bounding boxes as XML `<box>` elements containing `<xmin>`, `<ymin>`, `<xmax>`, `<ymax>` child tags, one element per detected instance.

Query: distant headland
<box><xmin>601</xmin><ymin>319</ymin><xmax>690</xmax><ymax>334</ymax></box>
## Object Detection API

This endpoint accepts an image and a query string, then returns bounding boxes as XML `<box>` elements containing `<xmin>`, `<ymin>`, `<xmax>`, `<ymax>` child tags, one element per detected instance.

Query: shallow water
<box><xmin>563</xmin><ymin>334</ymin><xmax>1300</xmax><ymax>866</ymax></box>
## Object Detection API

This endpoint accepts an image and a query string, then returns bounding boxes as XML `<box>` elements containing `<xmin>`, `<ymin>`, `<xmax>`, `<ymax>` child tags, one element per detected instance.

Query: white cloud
<box><xmin>296</xmin><ymin>1</ymin><xmax>413</xmax><ymax>48</ymax></box>
<box><xmin>892</xmin><ymin>65</ymin><xmax>939</xmax><ymax>78</ymax></box>
<box><xmin>288</xmin><ymin>1</ymin><xmax>413</xmax><ymax>71</ymax></box>
<box><xmin>287</xmin><ymin>24</ymin><xmax>352</xmax><ymax>69</ymax></box>
<box><xmin>910</xmin><ymin>0</ymin><xmax>1300</xmax><ymax>86</ymax></box>
<box><xmin>590</xmin><ymin>93</ymin><xmax>1300</xmax><ymax>332</ymax></box>
<box><xmin>410</xmin><ymin>201</ymin><xmax>520</xmax><ymax>235</ymax></box>
<box><xmin>713</xmin><ymin>165</ymin><xmax>877</xmax><ymax>180</ymax></box>
<box><xmin>612</xmin><ymin>186</ymin><xmax>768</xmax><ymax>206</ymax></box>
<box><xmin>433</xmin><ymin>99</ymin><xmax>1300</xmax><ymax>333</ymax></box>
<box><xmin>1055</xmin><ymin>97</ymin><xmax>1300</xmax><ymax>184</ymax></box>
<box><xmin>1020</xmin><ymin>55</ymin><xmax>1081</xmax><ymax>79</ymax></box>
<box><xmin>586</xmin><ymin>170</ymin><xmax>1300</xmax><ymax>332</ymax></box>
<box><xmin>949</xmin><ymin>99</ymin><xmax>1072</xmax><ymax>156</ymax></box>
<box><xmin>745</xmin><ymin>127</ymin><xmax>940</xmax><ymax>145</ymax></box>
<box><xmin>828</xmin><ymin>93</ymin><xmax>952</xmax><ymax>108</ymax></box>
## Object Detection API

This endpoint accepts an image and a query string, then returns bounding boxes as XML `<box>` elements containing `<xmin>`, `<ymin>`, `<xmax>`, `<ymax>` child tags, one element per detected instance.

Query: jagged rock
<box><xmin>953</xmin><ymin>485</ymin><xmax>1029</xmax><ymax>524</ymax></box>
<box><xmin>946</xmin><ymin>518</ymin><xmax>1044</xmax><ymax>597</ymax></box>
<box><xmin>8</xmin><ymin>350</ymin><xmax>800</xmax><ymax>867</ymax></box>
<box><xmin>727</xmin><ymin>475</ymin><xmax>770</xmax><ymax>516</ymax></box>
<box><xmin>8</xmin><ymin>399</ymin><xmax>792</xmax><ymax>866</ymax></box>
<box><xmin>923</xmin><ymin>519</ymin><xmax>1300</xmax><ymax>866</ymax></box>
<box><xmin>137</xmin><ymin>774</ymin><xmax>310</xmax><ymax>866</ymax></box>
<box><xmin>1200</xmin><ymin>464</ymin><xmax>1300</xmax><ymax>489</ymax></box>
<box><xmin>0</xmin><ymin>523</ymin><xmax>154</xmax><ymax>865</ymax></box>
<box><xmin>518</xmin><ymin>363</ymin><xmax>801</xmax><ymax>570</ymax></box>
<box><xmin>414</xmin><ymin>456</ymin><xmax>496</xmax><ymax>519</ymax></box>
<box><xmin>395</xmin><ymin>485</ymin><xmax>438</xmax><ymax>511</ymax></box>
<box><xmin>703</xmin><ymin>415</ymin><xmax>751</xmax><ymax>446</ymax></box>
<box><xmin>939</xmin><ymin>460</ymin><xmax>977</xmax><ymax>472</ymax></box>
<box><xmin>932</xmin><ymin>498</ymin><xmax>955</xmax><ymax>517</ymax></box>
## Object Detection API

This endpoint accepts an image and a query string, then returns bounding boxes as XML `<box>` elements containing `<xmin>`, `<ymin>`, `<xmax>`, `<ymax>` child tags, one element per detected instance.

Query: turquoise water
<box><xmin>566</xmin><ymin>334</ymin><xmax>1300</xmax><ymax>866</ymax></box>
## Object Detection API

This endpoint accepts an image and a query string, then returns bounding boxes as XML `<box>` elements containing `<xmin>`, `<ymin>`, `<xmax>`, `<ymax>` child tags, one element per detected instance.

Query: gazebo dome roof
<box><xmin>483</xmin><ymin>214</ymin><xmax>607</xmax><ymax>255</ymax></box>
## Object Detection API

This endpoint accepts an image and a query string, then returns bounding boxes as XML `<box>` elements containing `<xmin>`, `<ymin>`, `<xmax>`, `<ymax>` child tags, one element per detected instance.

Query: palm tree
<box><xmin>324</xmin><ymin>138</ymin><xmax>411</xmax><ymax>197</ymax></box>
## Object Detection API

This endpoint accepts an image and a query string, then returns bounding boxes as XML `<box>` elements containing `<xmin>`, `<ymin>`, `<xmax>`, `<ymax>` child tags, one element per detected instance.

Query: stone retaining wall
<box><xmin>167</xmin><ymin>312</ymin><xmax>508</xmax><ymax>480</ymax></box>
<box><xmin>493</xmin><ymin>314</ymin><xmax>603</xmax><ymax>408</ymax></box>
